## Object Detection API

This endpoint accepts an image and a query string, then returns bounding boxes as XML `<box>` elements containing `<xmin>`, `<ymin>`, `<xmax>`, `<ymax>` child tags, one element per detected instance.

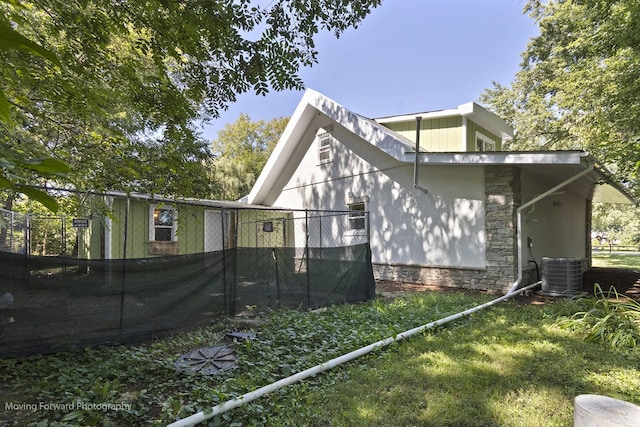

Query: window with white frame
<box><xmin>475</xmin><ymin>132</ymin><xmax>496</xmax><ymax>152</ymax></box>
<box><xmin>317</xmin><ymin>132</ymin><xmax>333</xmax><ymax>163</ymax></box>
<box><xmin>348</xmin><ymin>202</ymin><xmax>366</xmax><ymax>230</ymax></box>
<box><xmin>150</xmin><ymin>205</ymin><xmax>177</xmax><ymax>241</ymax></box>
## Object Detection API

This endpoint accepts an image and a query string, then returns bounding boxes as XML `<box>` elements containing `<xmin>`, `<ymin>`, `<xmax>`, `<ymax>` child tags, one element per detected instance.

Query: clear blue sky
<box><xmin>201</xmin><ymin>0</ymin><xmax>538</xmax><ymax>141</ymax></box>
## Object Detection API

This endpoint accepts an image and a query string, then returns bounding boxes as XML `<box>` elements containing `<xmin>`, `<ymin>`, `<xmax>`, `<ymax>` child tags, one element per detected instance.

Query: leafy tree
<box><xmin>0</xmin><ymin>5</ymin><xmax>68</xmax><ymax>212</ymax></box>
<box><xmin>481</xmin><ymin>0</ymin><xmax>640</xmax><ymax>197</ymax></box>
<box><xmin>208</xmin><ymin>114</ymin><xmax>287</xmax><ymax>200</ymax></box>
<box><xmin>0</xmin><ymin>0</ymin><xmax>381</xmax><ymax>202</ymax></box>
<box><xmin>592</xmin><ymin>203</ymin><xmax>640</xmax><ymax>247</ymax></box>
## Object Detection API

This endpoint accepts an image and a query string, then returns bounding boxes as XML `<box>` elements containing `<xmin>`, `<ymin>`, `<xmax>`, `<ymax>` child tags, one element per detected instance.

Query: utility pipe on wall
<box><xmin>167</xmin><ymin>281</ymin><xmax>540</xmax><ymax>427</ymax></box>
<box><xmin>413</xmin><ymin>116</ymin><xmax>422</xmax><ymax>188</ymax></box>
<box><xmin>507</xmin><ymin>163</ymin><xmax>595</xmax><ymax>294</ymax></box>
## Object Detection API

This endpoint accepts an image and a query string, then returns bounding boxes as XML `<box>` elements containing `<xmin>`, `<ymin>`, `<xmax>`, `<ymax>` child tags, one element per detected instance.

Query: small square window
<box><xmin>262</xmin><ymin>221</ymin><xmax>273</xmax><ymax>232</ymax></box>
<box><xmin>348</xmin><ymin>202</ymin><xmax>366</xmax><ymax>230</ymax></box>
<box><xmin>150</xmin><ymin>205</ymin><xmax>177</xmax><ymax>242</ymax></box>
<box><xmin>476</xmin><ymin>132</ymin><xmax>496</xmax><ymax>152</ymax></box>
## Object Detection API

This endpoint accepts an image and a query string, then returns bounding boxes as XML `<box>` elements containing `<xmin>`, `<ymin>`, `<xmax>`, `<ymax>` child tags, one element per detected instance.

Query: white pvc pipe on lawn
<box><xmin>167</xmin><ymin>281</ymin><xmax>541</xmax><ymax>427</ymax></box>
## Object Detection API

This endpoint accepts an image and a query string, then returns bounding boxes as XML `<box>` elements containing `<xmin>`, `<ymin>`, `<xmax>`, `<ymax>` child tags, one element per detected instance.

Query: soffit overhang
<box><xmin>406</xmin><ymin>151</ymin><xmax>636</xmax><ymax>205</ymax></box>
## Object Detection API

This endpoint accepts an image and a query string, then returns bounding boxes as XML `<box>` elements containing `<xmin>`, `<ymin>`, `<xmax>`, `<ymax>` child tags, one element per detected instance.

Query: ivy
<box><xmin>0</xmin><ymin>292</ymin><xmax>490</xmax><ymax>425</ymax></box>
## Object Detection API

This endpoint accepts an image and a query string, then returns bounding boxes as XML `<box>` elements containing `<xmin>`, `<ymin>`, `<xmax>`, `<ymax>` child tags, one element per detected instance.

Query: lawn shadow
<box><xmin>301</xmin><ymin>299</ymin><xmax>640</xmax><ymax>427</ymax></box>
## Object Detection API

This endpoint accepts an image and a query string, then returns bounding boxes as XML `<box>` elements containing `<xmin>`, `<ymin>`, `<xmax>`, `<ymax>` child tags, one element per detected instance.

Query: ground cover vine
<box><xmin>1</xmin><ymin>290</ymin><xmax>639</xmax><ymax>426</ymax></box>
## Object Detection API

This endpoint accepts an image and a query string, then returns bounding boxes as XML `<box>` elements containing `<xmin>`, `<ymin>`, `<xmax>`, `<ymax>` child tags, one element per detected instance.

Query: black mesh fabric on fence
<box><xmin>230</xmin><ymin>245</ymin><xmax>375</xmax><ymax>315</ymax></box>
<box><xmin>0</xmin><ymin>251</ymin><xmax>227</xmax><ymax>356</ymax></box>
<box><xmin>0</xmin><ymin>206</ymin><xmax>375</xmax><ymax>356</ymax></box>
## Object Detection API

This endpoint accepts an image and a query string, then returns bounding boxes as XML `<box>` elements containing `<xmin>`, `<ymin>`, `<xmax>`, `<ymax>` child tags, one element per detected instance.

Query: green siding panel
<box><xmin>92</xmin><ymin>197</ymin><xmax>293</xmax><ymax>259</ymax></box>
<box><xmin>236</xmin><ymin>210</ymin><xmax>293</xmax><ymax>248</ymax></box>
<box><xmin>466</xmin><ymin>120</ymin><xmax>502</xmax><ymax>151</ymax></box>
<box><xmin>385</xmin><ymin>117</ymin><xmax>462</xmax><ymax>152</ymax></box>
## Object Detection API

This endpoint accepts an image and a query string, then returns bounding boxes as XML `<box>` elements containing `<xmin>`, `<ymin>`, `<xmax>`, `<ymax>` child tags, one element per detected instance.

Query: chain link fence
<box><xmin>0</xmin><ymin>209</ymin><xmax>28</xmax><ymax>254</ymax></box>
<box><xmin>0</xmin><ymin>209</ymin><xmax>83</xmax><ymax>257</ymax></box>
<box><xmin>0</xmin><ymin>196</ymin><xmax>375</xmax><ymax>356</ymax></box>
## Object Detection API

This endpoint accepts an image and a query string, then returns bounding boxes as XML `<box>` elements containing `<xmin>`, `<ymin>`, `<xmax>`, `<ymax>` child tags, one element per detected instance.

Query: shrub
<box><xmin>556</xmin><ymin>284</ymin><xmax>640</xmax><ymax>348</ymax></box>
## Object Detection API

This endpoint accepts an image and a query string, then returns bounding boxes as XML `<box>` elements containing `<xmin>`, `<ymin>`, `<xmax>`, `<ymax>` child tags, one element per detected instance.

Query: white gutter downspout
<box><xmin>507</xmin><ymin>162</ymin><xmax>595</xmax><ymax>294</ymax></box>
<box><xmin>167</xmin><ymin>282</ymin><xmax>540</xmax><ymax>427</ymax></box>
<box><xmin>413</xmin><ymin>116</ymin><xmax>422</xmax><ymax>189</ymax></box>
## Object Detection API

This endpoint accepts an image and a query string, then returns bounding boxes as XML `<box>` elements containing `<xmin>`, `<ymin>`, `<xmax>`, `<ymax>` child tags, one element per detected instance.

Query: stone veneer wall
<box><xmin>373</xmin><ymin>165</ymin><xmax>523</xmax><ymax>293</ymax></box>
<box><xmin>483</xmin><ymin>165</ymin><xmax>521</xmax><ymax>290</ymax></box>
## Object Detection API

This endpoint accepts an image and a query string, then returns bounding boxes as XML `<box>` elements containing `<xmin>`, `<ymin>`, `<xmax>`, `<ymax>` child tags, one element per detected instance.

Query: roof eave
<box><xmin>403</xmin><ymin>151</ymin><xmax>586</xmax><ymax>165</ymax></box>
<box><xmin>375</xmin><ymin>102</ymin><xmax>514</xmax><ymax>141</ymax></box>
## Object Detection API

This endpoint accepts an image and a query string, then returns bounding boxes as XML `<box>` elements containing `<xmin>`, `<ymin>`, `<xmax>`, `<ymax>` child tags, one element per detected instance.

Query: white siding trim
<box><xmin>461</xmin><ymin>117</ymin><xmax>468</xmax><ymax>151</ymax></box>
<box><xmin>104</xmin><ymin>196</ymin><xmax>112</xmax><ymax>259</ymax></box>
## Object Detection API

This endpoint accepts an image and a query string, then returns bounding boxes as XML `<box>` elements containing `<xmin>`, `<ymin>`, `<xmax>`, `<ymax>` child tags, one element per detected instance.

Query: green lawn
<box><xmin>592</xmin><ymin>251</ymin><xmax>640</xmax><ymax>269</ymax></box>
<box><xmin>1</xmin><ymin>292</ymin><xmax>639</xmax><ymax>426</ymax></box>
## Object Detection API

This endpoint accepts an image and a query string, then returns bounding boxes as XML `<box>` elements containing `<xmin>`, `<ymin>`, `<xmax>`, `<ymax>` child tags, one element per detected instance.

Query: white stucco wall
<box><xmin>271</xmin><ymin>120</ymin><xmax>487</xmax><ymax>269</ymax></box>
<box><xmin>520</xmin><ymin>170</ymin><xmax>588</xmax><ymax>266</ymax></box>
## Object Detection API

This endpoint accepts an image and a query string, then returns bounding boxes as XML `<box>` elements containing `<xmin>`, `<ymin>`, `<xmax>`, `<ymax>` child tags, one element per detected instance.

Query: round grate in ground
<box><xmin>174</xmin><ymin>346</ymin><xmax>236</xmax><ymax>375</ymax></box>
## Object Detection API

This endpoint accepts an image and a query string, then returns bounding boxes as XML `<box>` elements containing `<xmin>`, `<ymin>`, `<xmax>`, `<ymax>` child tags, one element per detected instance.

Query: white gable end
<box><xmin>244</xmin><ymin>89</ymin><xmax>416</xmax><ymax>205</ymax></box>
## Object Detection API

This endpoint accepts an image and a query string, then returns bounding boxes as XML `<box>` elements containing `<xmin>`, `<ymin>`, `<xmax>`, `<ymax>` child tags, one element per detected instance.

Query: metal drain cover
<box><xmin>175</xmin><ymin>346</ymin><xmax>236</xmax><ymax>375</ymax></box>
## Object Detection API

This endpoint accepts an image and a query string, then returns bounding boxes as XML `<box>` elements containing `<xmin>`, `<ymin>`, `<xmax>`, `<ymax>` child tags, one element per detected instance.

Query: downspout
<box><xmin>507</xmin><ymin>163</ymin><xmax>595</xmax><ymax>294</ymax></box>
<box><xmin>413</xmin><ymin>116</ymin><xmax>422</xmax><ymax>189</ymax></box>
<box><xmin>413</xmin><ymin>116</ymin><xmax>428</xmax><ymax>194</ymax></box>
<box><xmin>167</xmin><ymin>281</ymin><xmax>540</xmax><ymax>427</ymax></box>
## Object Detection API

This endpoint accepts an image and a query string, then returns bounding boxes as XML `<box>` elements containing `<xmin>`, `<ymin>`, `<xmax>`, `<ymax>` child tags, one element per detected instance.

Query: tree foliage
<box><xmin>0</xmin><ymin>0</ymin><xmax>381</xmax><ymax>201</ymax></box>
<box><xmin>481</xmin><ymin>0</ymin><xmax>640</xmax><ymax>197</ymax></box>
<box><xmin>208</xmin><ymin>114</ymin><xmax>287</xmax><ymax>200</ymax></box>
<box><xmin>0</xmin><ymin>4</ymin><xmax>68</xmax><ymax>211</ymax></box>
<box><xmin>592</xmin><ymin>203</ymin><xmax>640</xmax><ymax>245</ymax></box>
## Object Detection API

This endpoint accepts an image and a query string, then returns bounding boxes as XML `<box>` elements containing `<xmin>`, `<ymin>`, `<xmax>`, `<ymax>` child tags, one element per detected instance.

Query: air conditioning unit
<box><xmin>541</xmin><ymin>257</ymin><xmax>585</xmax><ymax>296</ymax></box>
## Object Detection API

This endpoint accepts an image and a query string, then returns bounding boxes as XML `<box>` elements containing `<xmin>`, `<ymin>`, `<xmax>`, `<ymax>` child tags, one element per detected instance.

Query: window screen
<box><xmin>152</xmin><ymin>207</ymin><xmax>175</xmax><ymax>241</ymax></box>
<box><xmin>348</xmin><ymin>202</ymin><xmax>366</xmax><ymax>230</ymax></box>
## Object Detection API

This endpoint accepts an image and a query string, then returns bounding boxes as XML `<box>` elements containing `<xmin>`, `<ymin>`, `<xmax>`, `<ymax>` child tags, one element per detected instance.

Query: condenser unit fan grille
<box><xmin>541</xmin><ymin>257</ymin><xmax>585</xmax><ymax>296</ymax></box>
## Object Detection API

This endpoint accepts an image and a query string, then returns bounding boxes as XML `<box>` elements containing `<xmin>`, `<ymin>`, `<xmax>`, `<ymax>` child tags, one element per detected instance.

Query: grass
<box><xmin>265</xmin><ymin>299</ymin><xmax>639</xmax><ymax>426</ymax></box>
<box><xmin>592</xmin><ymin>251</ymin><xmax>640</xmax><ymax>269</ymax></box>
<box><xmin>1</xmin><ymin>291</ymin><xmax>639</xmax><ymax>426</ymax></box>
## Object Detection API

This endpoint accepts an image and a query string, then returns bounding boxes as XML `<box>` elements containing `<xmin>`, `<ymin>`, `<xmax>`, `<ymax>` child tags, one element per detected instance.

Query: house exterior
<box><xmin>242</xmin><ymin>89</ymin><xmax>637</xmax><ymax>293</ymax></box>
<box><xmin>80</xmin><ymin>192</ymin><xmax>294</xmax><ymax>259</ymax></box>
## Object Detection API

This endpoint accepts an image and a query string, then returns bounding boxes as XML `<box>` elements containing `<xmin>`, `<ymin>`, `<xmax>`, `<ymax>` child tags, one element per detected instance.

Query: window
<box><xmin>150</xmin><ymin>205</ymin><xmax>177</xmax><ymax>241</ymax></box>
<box><xmin>475</xmin><ymin>132</ymin><xmax>496</xmax><ymax>152</ymax></box>
<box><xmin>318</xmin><ymin>132</ymin><xmax>332</xmax><ymax>163</ymax></box>
<box><xmin>348</xmin><ymin>202</ymin><xmax>366</xmax><ymax>230</ymax></box>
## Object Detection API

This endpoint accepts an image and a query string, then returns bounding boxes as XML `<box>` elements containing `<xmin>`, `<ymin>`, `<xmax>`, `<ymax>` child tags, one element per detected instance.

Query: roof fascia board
<box><xmin>376</xmin><ymin>102</ymin><xmax>513</xmax><ymax>141</ymax></box>
<box><xmin>461</xmin><ymin>102</ymin><xmax>514</xmax><ymax>141</ymax></box>
<box><xmin>312</xmin><ymin>94</ymin><xmax>415</xmax><ymax>155</ymax></box>
<box><xmin>374</xmin><ymin>107</ymin><xmax>461</xmax><ymax>123</ymax></box>
<box><xmin>591</xmin><ymin>161</ymin><xmax>638</xmax><ymax>205</ymax></box>
<box><xmin>98</xmin><ymin>190</ymin><xmax>271</xmax><ymax>209</ymax></box>
<box><xmin>402</xmin><ymin>151</ymin><xmax>587</xmax><ymax>165</ymax></box>
<box><xmin>245</xmin><ymin>90</ymin><xmax>322</xmax><ymax>204</ymax></box>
